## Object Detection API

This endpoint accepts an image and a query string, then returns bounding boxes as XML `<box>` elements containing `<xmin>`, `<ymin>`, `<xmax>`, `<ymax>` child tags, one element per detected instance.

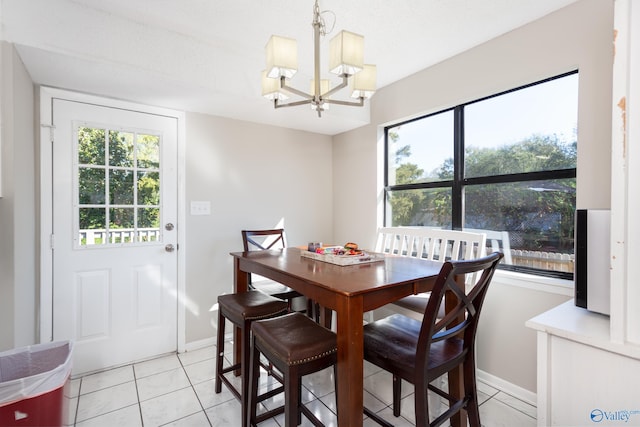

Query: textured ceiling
<box><xmin>1</xmin><ymin>0</ymin><xmax>578</xmax><ymax>135</ymax></box>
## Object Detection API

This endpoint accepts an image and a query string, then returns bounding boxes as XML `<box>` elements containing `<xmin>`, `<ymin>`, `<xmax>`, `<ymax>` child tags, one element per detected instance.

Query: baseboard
<box><xmin>476</xmin><ymin>369</ymin><xmax>536</xmax><ymax>406</ymax></box>
<box><xmin>183</xmin><ymin>336</ymin><xmax>216</xmax><ymax>353</ymax></box>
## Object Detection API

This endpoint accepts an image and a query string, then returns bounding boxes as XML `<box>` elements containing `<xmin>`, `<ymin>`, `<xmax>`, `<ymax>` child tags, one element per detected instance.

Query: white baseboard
<box><xmin>477</xmin><ymin>369</ymin><xmax>536</xmax><ymax>406</ymax></box>
<box><xmin>183</xmin><ymin>336</ymin><xmax>216</xmax><ymax>353</ymax></box>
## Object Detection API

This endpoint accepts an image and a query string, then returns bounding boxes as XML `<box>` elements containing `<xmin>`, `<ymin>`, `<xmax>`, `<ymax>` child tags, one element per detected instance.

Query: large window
<box><xmin>384</xmin><ymin>71</ymin><xmax>578</xmax><ymax>278</ymax></box>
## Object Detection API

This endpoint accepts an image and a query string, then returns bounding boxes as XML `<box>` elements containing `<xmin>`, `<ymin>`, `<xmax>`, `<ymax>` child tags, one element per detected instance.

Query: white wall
<box><xmin>0</xmin><ymin>42</ymin><xmax>36</xmax><ymax>351</ymax></box>
<box><xmin>333</xmin><ymin>0</ymin><xmax>614</xmax><ymax>394</ymax></box>
<box><xmin>183</xmin><ymin>112</ymin><xmax>333</xmax><ymax>343</ymax></box>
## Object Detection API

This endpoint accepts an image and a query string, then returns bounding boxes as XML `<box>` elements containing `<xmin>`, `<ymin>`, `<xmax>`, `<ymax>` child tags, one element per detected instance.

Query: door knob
<box><xmin>165</xmin><ymin>223</ymin><xmax>174</xmax><ymax>231</ymax></box>
<box><xmin>165</xmin><ymin>244</ymin><xmax>175</xmax><ymax>252</ymax></box>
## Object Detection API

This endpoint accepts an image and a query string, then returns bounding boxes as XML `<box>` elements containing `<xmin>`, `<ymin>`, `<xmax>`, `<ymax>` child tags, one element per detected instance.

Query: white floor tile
<box><xmin>192</xmin><ymin>378</ymin><xmax>235</xmax><ymax>409</ymax></box>
<box><xmin>178</xmin><ymin>346</ymin><xmax>215</xmax><ymax>366</ymax></box>
<box><xmin>79</xmin><ymin>365</ymin><xmax>134</xmax><ymax>394</ymax></box>
<box><xmin>302</xmin><ymin>367</ymin><xmax>336</xmax><ymax>398</ymax></box>
<box><xmin>492</xmin><ymin>391</ymin><xmax>537</xmax><ymax>419</ymax></box>
<box><xmin>183</xmin><ymin>358</ymin><xmax>215</xmax><ymax>385</ymax></box>
<box><xmin>76</xmin><ymin>381</ymin><xmax>138</xmax><ymax>422</ymax></box>
<box><xmin>204</xmin><ymin>398</ymin><xmax>242</xmax><ymax>427</ymax></box>
<box><xmin>161</xmin><ymin>410</ymin><xmax>211</xmax><ymax>427</ymax></box>
<box><xmin>134</xmin><ymin>353</ymin><xmax>182</xmax><ymax>379</ymax></box>
<box><xmin>69</xmin><ymin>378</ymin><xmax>81</xmax><ymax>398</ymax></box>
<box><xmin>140</xmin><ymin>387</ymin><xmax>202</xmax><ymax>426</ymax></box>
<box><xmin>479</xmin><ymin>397</ymin><xmax>537</xmax><ymax>427</ymax></box>
<box><xmin>65</xmin><ymin>396</ymin><xmax>78</xmax><ymax>427</ymax></box>
<box><xmin>74</xmin><ymin>404</ymin><xmax>141</xmax><ymax>427</ymax></box>
<box><xmin>137</xmin><ymin>367</ymin><xmax>192</xmax><ymax>401</ymax></box>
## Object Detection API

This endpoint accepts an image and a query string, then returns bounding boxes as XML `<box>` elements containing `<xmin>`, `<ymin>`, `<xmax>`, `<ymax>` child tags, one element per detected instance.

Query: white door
<box><xmin>51</xmin><ymin>98</ymin><xmax>178</xmax><ymax>374</ymax></box>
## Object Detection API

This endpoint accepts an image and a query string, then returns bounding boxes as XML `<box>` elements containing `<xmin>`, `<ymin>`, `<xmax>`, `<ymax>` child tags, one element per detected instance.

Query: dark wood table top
<box><xmin>231</xmin><ymin>247</ymin><xmax>443</xmax><ymax>298</ymax></box>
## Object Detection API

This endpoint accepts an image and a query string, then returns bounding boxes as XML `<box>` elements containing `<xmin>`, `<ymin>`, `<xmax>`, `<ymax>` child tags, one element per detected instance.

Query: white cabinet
<box><xmin>527</xmin><ymin>301</ymin><xmax>640</xmax><ymax>426</ymax></box>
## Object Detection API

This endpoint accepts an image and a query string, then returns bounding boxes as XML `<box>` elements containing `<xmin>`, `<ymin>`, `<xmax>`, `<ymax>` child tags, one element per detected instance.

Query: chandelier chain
<box><xmin>313</xmin><ymin>0</ymin><xmax>335</xmax><ymax>37</ymax></box>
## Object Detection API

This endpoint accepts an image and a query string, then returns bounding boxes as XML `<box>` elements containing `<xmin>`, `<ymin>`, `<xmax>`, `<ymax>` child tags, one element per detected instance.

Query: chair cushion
<box><xmin>392</xmin><ymin>293</ymin><xmax>430</xmax><ymax>313</ymax></box>
<box><xmin>252</xmin><ymin>312</ymin><xmax>336</xmax><ymax>366</ymax></box>
<box><xmin>218</xmin><ymin>291</ymin><xmax>288</xmax><ymax>324</ymax></box>
<box><xmin>250</xmin><ymin>280</ymin><xmax>302</xmax><ymax>300</ymax></box>
<box><xmin>363</xmin><ymin>314</ymin><xmax>464</xmax><ymax>381</ymax></box>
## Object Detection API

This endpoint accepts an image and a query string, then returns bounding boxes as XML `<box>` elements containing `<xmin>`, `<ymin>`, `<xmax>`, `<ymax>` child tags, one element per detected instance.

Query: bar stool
<box><xmin>248</xmin><ymin>312</ymin><xmax>338</xmax><ymax>427</ymax></box>
<box><xmin>215</xmin><ymin>290</ymin><xmax>289</xmax><ymax>427</ymax></box>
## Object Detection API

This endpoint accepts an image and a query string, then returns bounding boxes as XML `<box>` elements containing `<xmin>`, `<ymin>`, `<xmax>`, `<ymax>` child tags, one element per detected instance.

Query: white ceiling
<box><xmin>1</xmin><ymin>0</ymin><xmax>578</xmax><ymax>135</ymax></box>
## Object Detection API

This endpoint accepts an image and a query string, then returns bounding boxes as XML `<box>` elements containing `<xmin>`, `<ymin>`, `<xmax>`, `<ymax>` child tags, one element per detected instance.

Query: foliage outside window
<box><xmin>77</xmin><ymin>126</ymin><xmax>162</xmax><ymax>246</ymax></box>
<box><xmin>384</xmin><ymin>72</ymin><xmax>578</xmax><ymax>278</ymax></box>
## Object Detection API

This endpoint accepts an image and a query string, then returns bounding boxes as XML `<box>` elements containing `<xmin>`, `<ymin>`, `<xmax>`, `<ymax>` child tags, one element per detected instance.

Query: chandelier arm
<box><xmin>274</xmin><ymin>99</ymin><xmax>316</xmax><ymax>109</ymax></box>
<box><xmin>279</xmin><ymin>77</ymin><xmax>314</xmax><ymax>100</ymax></box>
<box><xmin>320</xmin><ymin>75</ymin><xmax>349</xmax><ymax>98</ymax></box>
<box><xmin>324</xmin><ymin>98</ymin><xmax>365</xmax><ymax>107</ymax></box>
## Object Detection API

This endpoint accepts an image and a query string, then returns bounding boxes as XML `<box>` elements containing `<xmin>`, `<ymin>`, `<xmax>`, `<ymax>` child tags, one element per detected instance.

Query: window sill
<box><xmin>492</xmin><ymin>269</ymin><xmax>574</xmax><ymax>296</ymax></box>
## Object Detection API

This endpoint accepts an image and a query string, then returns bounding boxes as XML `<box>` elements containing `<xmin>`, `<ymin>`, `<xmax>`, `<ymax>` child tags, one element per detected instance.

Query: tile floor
<box><xmin>67</xmin><ymin>341</ymin><xmax>537</xmax><ymax>427</ymax></box>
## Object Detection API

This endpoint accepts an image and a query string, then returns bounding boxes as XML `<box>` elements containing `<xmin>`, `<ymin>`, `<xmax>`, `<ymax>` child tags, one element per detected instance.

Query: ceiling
<box><xmin>1</xmin><ymin>0</ymin><xmax>578</xmax><ymax>135</ymax></box>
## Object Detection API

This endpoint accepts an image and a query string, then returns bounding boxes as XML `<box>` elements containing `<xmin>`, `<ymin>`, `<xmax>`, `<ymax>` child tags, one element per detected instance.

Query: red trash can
<box><xmin>0</xmin><ymin>341</ymin><xmax>73</xmax><ymax>427</ymax></box>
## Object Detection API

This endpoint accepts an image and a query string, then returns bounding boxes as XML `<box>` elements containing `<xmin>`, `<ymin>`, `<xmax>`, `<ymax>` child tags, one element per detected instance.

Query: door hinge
<box><xmin>50</xmin><ymin>234</ymin><xmax>55</xmax><ymax>250</ymax></box>
<box><xmin>41</xmin><ymin>124</ymin><xmax>55</xmax><ymax>143</ymax></box>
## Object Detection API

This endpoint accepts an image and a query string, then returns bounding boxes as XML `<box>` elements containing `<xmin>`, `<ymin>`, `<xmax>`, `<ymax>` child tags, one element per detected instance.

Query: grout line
<box><xmin>131</xmin><ymin>363</ymin><xmax>144</xmax><ymax>427</ymax></box>
<box><xmin>178</xmin><ymin>351</ymin><xmax>213</xmax><ymax>426</ymax></box>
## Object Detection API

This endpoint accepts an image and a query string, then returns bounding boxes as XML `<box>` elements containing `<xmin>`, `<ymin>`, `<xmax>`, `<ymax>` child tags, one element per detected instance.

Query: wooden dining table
<box><xmin>230</xmin><ymin>247</ymin><xmax>465</xmax><ymax>427</ymax></box>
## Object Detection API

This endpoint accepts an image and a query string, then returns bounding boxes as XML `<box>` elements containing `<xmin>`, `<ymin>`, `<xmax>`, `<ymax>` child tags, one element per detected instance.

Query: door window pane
<box><xmin>76</xmin><ymin>126</ymin><xmax>162</xmax><ymax>247</ymax></box>
<box><xmin>109</xmin><ymin>169</ymin><xmax>134</xmax><ymax>205</ymax></box>
<box><xmin>137</xmin><ymin>134</ymin><xmax>160</xmax><ymax>169</ymax></box>
<box><xmin>109</xmin><ymin>131</ymin><xmax>134</xmax><ymax>167</ymax></box>
<box><xmin>79</xmin><ymin>167</ymin><xmax>106</xmax><ymax>204</ymax></box>
<box><xmin>79</xmin><ymin>207</ymin><xmax>106</xmax><ymax>245</ymax></box>
<box><xmin>78</xmin><ymin>127</ymin><xmax>106</xmax><ymax>165</ymax></box>
<box><xmin>138</xmin><ymin>208</ymin><xmax>160</xmax><ymax>242</ymax></box>
<box><xmin>137</xmin><ymin>171</ymin><xmax>160</xmax><ymax>205</ymax></box>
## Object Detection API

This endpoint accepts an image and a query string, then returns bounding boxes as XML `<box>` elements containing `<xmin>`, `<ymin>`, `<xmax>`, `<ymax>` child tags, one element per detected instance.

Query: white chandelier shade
<box><xmin>265</xmin><ymin>35</ymin><xmax>298</xmax><ymax>79</ymax></box>
<box><xmin>261</xmin><ymin>70</ymin><xmax>289</xmax><ymax>100</ymax></box>
<box><xmin>350</xmin><ymin>64</ymin><xmax>377</xmax><ymax>99</ymax></box>
<box><xmin>329</xmin><ymin>30</ymin><xmax>364</xmax><ymax>76</ymax></box>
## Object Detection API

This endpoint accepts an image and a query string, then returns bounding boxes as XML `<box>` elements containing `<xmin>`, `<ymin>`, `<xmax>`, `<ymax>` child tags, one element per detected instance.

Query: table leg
<box><xmin>233</xmin><ymin>258</ymin><xmax>249</xmax><ymax>375</ymax></box>
<box><xmin>335</xmin><ymin>296</ymin><xmax>364</xmax><ymax>427</ymax></box>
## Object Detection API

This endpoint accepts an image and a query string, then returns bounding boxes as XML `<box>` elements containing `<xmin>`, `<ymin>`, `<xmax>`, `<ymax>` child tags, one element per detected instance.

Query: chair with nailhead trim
<box><xmin>215</xmin><ymin>290</ymin><xmax>289</xmax><ymax>427</ymax></box>
<box><xmin>248</xmin><ymin>312</ymin><xmax>338</xmax><ymax>427</ymax></box>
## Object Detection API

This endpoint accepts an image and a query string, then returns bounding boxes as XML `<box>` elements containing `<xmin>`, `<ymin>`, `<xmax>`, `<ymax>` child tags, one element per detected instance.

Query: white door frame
<box><xmin>38</xmin><ymin>86</ymin><xmax>187</xmax><ymax>354</ymax></box>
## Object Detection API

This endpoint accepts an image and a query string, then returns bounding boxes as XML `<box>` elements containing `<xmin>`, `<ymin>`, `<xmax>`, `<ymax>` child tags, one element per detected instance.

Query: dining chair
<box><xmin>242</xmin><ymin>229</ymin><xmax>332</xmax><ymax>327</ymax></box>
<box><xmin>242</xmin><ymin>229</ymin><xmax>304</xmax><ymax>310</ymax></box>
<box><xmin>248</xmin><ymin>312</ymin><xmax>338</xmax><ymax>427</ymax></box>
<box><xmin>363</xmin><ymin>252</ymin><xmax>503</xmax><ymax>427</ymax></box>
<box><xmin>215</xmin><ymin>291</ymin><xmax>289</xmax><ymax>427</ymax></box>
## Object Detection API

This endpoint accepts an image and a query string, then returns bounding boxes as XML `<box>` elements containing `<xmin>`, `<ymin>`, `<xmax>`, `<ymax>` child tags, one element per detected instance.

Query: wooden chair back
<box><xmin>242</xmin><ymin>229</ymin><xmax>286</xmax><ymax>252</ymax></box>
<box><xmin>419</xmin><ymin>252</ymin><xmax>503</xmax><ymax>364</ymax></box>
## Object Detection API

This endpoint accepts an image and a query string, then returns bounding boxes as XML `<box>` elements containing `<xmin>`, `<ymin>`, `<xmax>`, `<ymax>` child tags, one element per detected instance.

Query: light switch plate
<box><xmin>190</xmin><ymin>201</ymin><xmax>211</xmax><ymax>215</ymax></box>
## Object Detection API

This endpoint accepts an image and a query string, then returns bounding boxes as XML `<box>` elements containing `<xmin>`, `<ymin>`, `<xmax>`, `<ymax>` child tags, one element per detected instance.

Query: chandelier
<box><xmin>261</xmin><ymin>0</ymin><xmax>377</xmax><ymax>117</ymax></box>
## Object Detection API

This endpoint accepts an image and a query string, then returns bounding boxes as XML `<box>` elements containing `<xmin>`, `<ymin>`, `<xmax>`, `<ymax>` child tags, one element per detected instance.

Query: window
<box><xmin>384</xmin><ymin>71</ymin><xmax>578</xmax><ymax>278</ymax></box>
